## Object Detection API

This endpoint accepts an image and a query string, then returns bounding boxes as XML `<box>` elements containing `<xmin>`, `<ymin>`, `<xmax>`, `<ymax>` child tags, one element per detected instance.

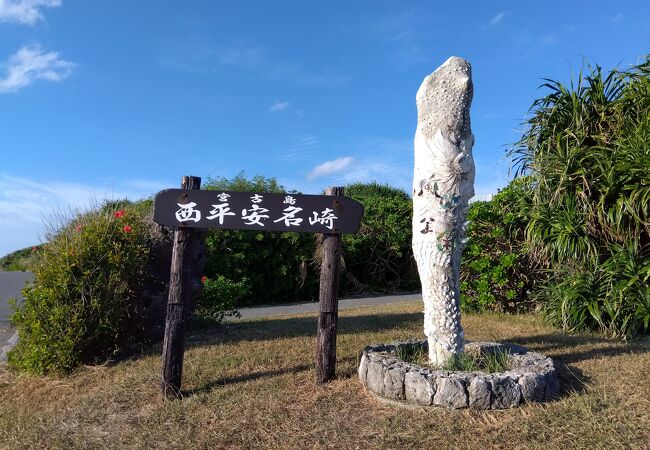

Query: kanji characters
<box><xmin>309</xmin><ymin>208</ymin><xmax>338</xmax><ymax>230</ymax></box>
<box><xmin>273</xmin><ymin>206</ymin><xmax>303</xmax><ymax>226</ymax></box>
<box><xmin>175</xmin><ymin>202</ymin><xmax>201</xmax><ymax>223</ymax></box>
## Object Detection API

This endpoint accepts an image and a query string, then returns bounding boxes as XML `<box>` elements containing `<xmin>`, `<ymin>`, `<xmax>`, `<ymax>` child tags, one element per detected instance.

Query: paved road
<box><xmin>234</xmin><ymin>292</ymin><xmax>422</xmax><ymax>320</ymax></box>
<box><xmin>0</xmin><ymin>271</ymin><xmax>421</xmax><ymax>358</ymax></box>
<box><xmin>0</xmin><ymin>271</ymin><xmax>32</xmax><ymax>358</ymax></box>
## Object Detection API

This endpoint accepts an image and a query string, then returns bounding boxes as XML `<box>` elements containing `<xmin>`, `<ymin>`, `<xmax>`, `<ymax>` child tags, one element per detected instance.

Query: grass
<box><xmin>1</xmin><ymin>301</ymin><xmax>649</xmax><ymax>449</ymax></box>
<box><xmin>442</xmin><ymin>348</ymin><xmax>511</xmax><ymax>372</ymax></box>
<box><xmin>397</xmin><ymin>344</ymin><xmax>512</xmax><ymax>372</ymax></box>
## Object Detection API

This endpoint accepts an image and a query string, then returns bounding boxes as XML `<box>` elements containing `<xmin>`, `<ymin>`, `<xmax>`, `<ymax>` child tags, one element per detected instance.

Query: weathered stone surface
<box><xmin>383</xmin><ymin>363</ymin><xmax>407</xmax><ymax>400</ymax></box>
<box><xmin>519</xmin><ymin>372</ymin><xmax>546</xmax><ymax>403</ymax></box>
<box><xmin>405</xmin><ymin>370</ymin><xmax>435</xmax><ymax>406</ymax></box>
<box><xmin>366</xmin><ymin>357</ymin><xmax>385</xmax><ymax>395</ymax></box>
<box><xmin>468</xmin><ymin>376</ymin><xmax>492</xmax><ymax>409</ymax></box>
<box><xmin>359</xmin><ymin>340</ymin><xmax>558</xmax><ymax>410</ymax></box>
<box><xmin>544</xmin><ymin>368</ymin><xmax>560</xmax><ymax>400</ymax></box>
<box><xmin>413</xmin><ymin>57</ymin><xmax>474</xmax><ymax>367</ymax></box>
<box><xmin>434</xmin><ymin>376</ymin><xmax>468</xmax><ymax>409</ymax></box>
<box><xmin>490</xmin><ymin>375</ymin><xmax>522</xmax><ymax>409</ymax></box>
<box><xmin>358</xmin><ymin>353</ymin><xmax>369</xmax><ymax>386</ymax></box>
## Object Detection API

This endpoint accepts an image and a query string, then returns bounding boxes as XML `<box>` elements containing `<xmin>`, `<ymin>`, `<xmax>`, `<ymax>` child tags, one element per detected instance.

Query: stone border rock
<box><xmin>358</xmin><ymin>340</ymin><xmax>559</xmax><ymax>410</ymax></box>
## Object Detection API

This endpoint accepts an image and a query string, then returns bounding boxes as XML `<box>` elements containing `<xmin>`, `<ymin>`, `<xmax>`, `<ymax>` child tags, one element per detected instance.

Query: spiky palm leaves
<box><xmin>509</xmin><ymin>57</ymin><xmax>650</xmax><ymax>338</ymax></box>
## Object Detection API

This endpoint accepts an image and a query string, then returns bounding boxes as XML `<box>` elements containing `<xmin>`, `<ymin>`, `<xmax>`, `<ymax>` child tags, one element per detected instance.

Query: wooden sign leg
<box><xmin>316</xmin><ymin>186</ymin><xmax>344</xmax><ymax>384</ymax></box>
<box><xmin>161</xmin><ymin>175</ymin><xmax>202</xmax><ymax>400</ymax></box>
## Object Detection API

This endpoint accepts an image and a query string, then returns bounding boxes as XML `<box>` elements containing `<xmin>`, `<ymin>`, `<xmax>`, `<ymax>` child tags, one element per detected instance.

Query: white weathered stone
<box><xmin>468</xmin><ymin>376</ymin><xmax>492</xmax><ymax>409</ymax></box>
<box><xmin>490</xmin><ymin>375</ymin><xmax>522</xmax><ymax>409</ymax></box>
<box><xmin>412</xmin><ymin>56</ymin><xmax>474</xmax><ymax>367</ymax></box>
<box><xmin>433</xmin><ymin>376</ymin><xmax>468</xmax><ymax>409</ymax></box>
<box><xmin>366</xmin><ymin>357</ymin><xmax>385</xmax><ymax>395</ymax></box>
<box><xmin>358</xmin><ymin>352</ymin><xmax>369</xmax><ymax>386</ymax></box>
<box><xmin>383</xmin><ymin>363</ymin><xmax>407</xmax><ymax>400</ymax></box>
<box><xmin>405</xmin><ymin>370</ymin><xmax>436</xmax><ymax>405</ymax></box>
<box><xmin>519</xmin><ymin>372</ymin><xmax>546</xmax><ymax>403</ymax></box>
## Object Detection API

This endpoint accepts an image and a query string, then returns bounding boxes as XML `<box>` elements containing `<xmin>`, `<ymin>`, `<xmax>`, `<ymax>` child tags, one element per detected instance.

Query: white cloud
<box><xmin>0</xmin><ymin>0</ymin><xmax>61</xmax><ymax>25</ymax></box>
<box><xmin>0</xmin><ymin>174</ymin><xmax>167</xmax><ymax>256</ymax></box>
<box><xmin>0</xmin><ymin>44</ymin><xmax>72</xmax><ymax>92</ymax></box>
<box><xmin>486</xmin><ymin>11</ymin><xmax>510</xmax><ymax>27</ymax></box>
<box><xmin>307</xmin><ymin>156</ymin><xmax>354</xmax><ymax>180</ymax></box>
<box><xmin>269</xmin><ymin>101</ymin><xmax>290</xmax><ymax>112</ymax></box>
<box><xmin>0</xmin><ymin>45</ymin><xmax>74</xmax><ymax>93</ymax></box>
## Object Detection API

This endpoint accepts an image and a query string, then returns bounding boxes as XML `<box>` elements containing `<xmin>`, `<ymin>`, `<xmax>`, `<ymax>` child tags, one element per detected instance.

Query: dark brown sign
<box><xmin>153</xmin><ymin>189</ymin><xmax>364</xmax><ymax>234</ymax></box>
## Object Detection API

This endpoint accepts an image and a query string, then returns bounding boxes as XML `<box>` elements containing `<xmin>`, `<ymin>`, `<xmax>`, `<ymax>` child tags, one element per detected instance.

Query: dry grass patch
<box><xmin>1</xmin><ymin>301</ymin><xmax>649</xmax><ymax>449</ymax></box>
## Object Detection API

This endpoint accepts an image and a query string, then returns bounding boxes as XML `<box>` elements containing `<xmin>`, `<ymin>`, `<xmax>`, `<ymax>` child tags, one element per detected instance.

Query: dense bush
<box><xmin>9</xmin><ymin>204</ymin><xmax>150</xmax><ymax>374</ymax></box>
<box><xmin>460</xmin><ymin>178</ymin><xmax>541</xmax><ymax>313</ymax></box>
<box><xmin>0</xmin><ymin>246</ymin><xmax>38</xmax><ymax>272</ymax></box>
<box><xmin>341</xmin><ymin>182</ymin><xmax>418</xmax><ymax>294</ymax></box>
<box><xmin>202</xmin><ymin>173</ymin><xmax>318</xmax><ymax>306</ymax></box>
<box><xmin>195</xmin><ymin>275</ymin><xmax>245</xmax><ymax>322</ymax></box>
<box><xmin>509</xmin><ymin>57</ymin><xmax>650</xmax><ymax>338</ymax></box>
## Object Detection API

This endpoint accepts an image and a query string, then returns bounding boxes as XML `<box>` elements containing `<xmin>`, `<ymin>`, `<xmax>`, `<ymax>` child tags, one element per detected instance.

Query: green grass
<box><xmin>1</xmin><ymin>301</ymin><xmax>649</xmax><ymax>449</ymax></box>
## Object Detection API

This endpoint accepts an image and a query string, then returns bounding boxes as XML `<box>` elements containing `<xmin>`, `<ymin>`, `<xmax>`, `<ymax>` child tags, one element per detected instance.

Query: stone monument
<box><xmin>412</xmin><ymin>56</ymin><xmax>475</xmax><ymax>367</ymax></box>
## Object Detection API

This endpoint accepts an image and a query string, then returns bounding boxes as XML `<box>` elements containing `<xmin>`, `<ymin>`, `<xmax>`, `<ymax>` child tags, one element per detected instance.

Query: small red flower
<box><xmin>31</xmin><ymin>246</ymin><xmax>38</xmax><ymax>252</ymax></box>
<box><xmin>201</xmin><ymin>276</ymin><xmax>207</xmax><ymax>284</ymax></box>
<box><xmin>114</xmin><ymin>210</ymin><xmax>125</xmax><ymax>218</ymax></box>
<box><xmin>122</xmin><ymin>225</ymin><xmax>133</xmax><ymax>233</ymax></box>
<box><xmin>75</xmin><ymin>224</ymin><xmax>82</xmax><ymax>232</ymax></box>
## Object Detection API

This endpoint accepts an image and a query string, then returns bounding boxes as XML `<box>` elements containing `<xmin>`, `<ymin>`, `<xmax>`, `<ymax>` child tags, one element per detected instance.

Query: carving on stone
<box><xmin>412</xmin><ymin>56</ymin><xmax>475</xmax><ymax>367</ymax></box>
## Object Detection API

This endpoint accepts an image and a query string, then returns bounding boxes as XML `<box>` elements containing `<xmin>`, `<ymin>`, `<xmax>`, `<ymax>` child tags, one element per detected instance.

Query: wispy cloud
<box><xmin>0</xmin><ymin>45</ymin><xmax>74</xmax><ymax>93</ymax></box>
<box><xmin>161</xmin><ymin>39</ymin><xmax>348</xmax><ymax>87</ymax></box>
<box><xmin>0</xmin><ymin>174</ymin><xmax>167</xmax><ymax>256</ymax></box>
<box><xmin>484</xmin><ymin>11</ymin><xmax>510</xmax><ymax>28</ymax></box>
<box><xmin>0</xmin><ymin>0</ymin><xmax>61</xmax><ymax>25</ymax></box>
<box><xmin>307</xmin><ymin>156</ymin><xmax>354</xmax><ymax>181</ymax></box>
<box><xmin>269</xmin><ymin>101</ymin><xmax>290</xmax><ymax>112</ymax></box>
<box><xmin>352</xmin><ymin>9</ymin><xmax>430</xmax><ymax>67</ymax></box>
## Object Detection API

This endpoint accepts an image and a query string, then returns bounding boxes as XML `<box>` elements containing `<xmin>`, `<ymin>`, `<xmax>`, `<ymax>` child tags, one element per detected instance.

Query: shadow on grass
<box><xmin>184</xmin><ymin>364</ymin><xmax>313</xmax><ymax>396</ymax></box>
<box><xmin>188</xmin><ymin>311</ymin><xmax>423</xmax><ymax>347</ymax></box>
<box><xmin>109</xmin><ymin>311</ymin><xmax>423</xmax><ymax>364</ymax></box>
<box><xmin>184</xmin><ymin>356</ymin><xmax>359</xmax><ymax>397</ymax></box>
<box><xmin>504</xmin><ymin>332</ymin><xmax>650</xmax><ymax>397</ymax></box>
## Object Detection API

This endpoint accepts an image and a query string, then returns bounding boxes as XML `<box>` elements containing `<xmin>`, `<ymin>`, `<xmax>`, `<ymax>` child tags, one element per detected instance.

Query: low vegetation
<box><xmin>1</xmin><ymin>302</ymin><xmax>648</xmax><ymax>449</ymax></box>
<box><xmin>9</xmin><ymin>203</ymin><xmax>151</xmax><ymax>374</ymax></box>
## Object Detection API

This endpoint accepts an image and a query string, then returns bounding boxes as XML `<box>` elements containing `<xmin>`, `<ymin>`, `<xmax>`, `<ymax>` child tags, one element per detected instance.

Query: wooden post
<box><xmin>316</xmin><ymin>186</ymin><xmax>344</xmax><ymax>384</ymax></box>
<box><xmin>161</xmin><ymin>175</ymin><xmax>202</xmax><ymax>400</ymax></box>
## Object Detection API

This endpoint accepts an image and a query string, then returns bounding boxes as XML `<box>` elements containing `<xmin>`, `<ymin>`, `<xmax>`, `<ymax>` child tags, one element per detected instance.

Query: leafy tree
<box><xmin>202</xmin><ymin>173</ymin><xmax>318</xmax><ymax>305</ymax></box>
<box><xmin>341</xmin><ymin>182</ymin><xmax>418</xmax><ymax>294</ymax></box>
<box><xmin>460</xmin><ymin>178</ymin><xmax>542</xmax><ymax>312</ymax></box>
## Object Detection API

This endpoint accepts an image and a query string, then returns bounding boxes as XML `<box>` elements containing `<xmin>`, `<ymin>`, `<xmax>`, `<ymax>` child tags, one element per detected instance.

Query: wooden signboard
<box><xmin>154</xmin><ymin>177</ymin><xmax>363</xmax><ymax>399</ymax></box>
<box><xmin>153</xmin><ymin>189</ymin><xmax>363</xmax><ymax>234</ymax></box>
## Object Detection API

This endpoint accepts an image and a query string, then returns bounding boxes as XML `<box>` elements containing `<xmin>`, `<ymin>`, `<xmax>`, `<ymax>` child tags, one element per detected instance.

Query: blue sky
<box><xmin>0</xmin><ymin>0</ymin><xmax>648</xmax><ymax>256</ymax></box>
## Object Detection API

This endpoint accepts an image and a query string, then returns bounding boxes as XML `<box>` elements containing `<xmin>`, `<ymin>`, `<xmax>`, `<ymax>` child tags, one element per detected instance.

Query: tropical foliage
<box><xmin>509</xmin><ymin>57</ymin><xmax>650</xmax><ymax>338</ymax></box>
<box><xmin>341</xmin><ymin>183</ymin><xmax>418</xmax><ymax>295</ymax></box>
<box><xmin>460</xmin><ymin>178</ymin><xmax>542</xmax><ymax>313</ymax></box>
<box><xmin>202</xmin><ymin>173</ymin><xmax>319</xmax><ymax>306</ymax></box>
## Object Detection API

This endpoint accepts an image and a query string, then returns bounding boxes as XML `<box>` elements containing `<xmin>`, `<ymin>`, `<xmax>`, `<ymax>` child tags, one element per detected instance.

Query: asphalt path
<box><xmin>0</xmin><ymin>271</ymin><xmax>32</xmax><ymax>358</ymax></box>
<box><xmin>0</xmin><ymin>271</ymin><xmax>421</xmax><ymax>358</ymax></box>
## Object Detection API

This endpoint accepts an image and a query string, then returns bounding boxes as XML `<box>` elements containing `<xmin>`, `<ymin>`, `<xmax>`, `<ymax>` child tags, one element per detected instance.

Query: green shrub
<box><xmin>195</xmin><ymin>275</ymin><xmax>244</xmax><ymax>322</ymax></box>
<box><xmin>9</xmin><ymin>204</ymin><xmax>150</xmax><ymax>374</ymax></box>
<box><xmin>0</xmin><ymin>246</ymin><xmax>39</xmax><ymax>272</ymax></box>
<box><xmin>202</xmin><ymin>173</ymin><xmax>318</xmax><ymax>306</ymax></box>
<box><xmin>460</xmin><ymin>178</ymin><xmax>541</xmax><ymax>313</ymax></box>
<box><xmin>342</xmin><ymin>182</ymin><xmax>418</xmax><ymax>295</ymax></box>
<box><xmin>508</xmin><ymin>56</ymin><xmax>650</xmax><ymax>338</ymax></box>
